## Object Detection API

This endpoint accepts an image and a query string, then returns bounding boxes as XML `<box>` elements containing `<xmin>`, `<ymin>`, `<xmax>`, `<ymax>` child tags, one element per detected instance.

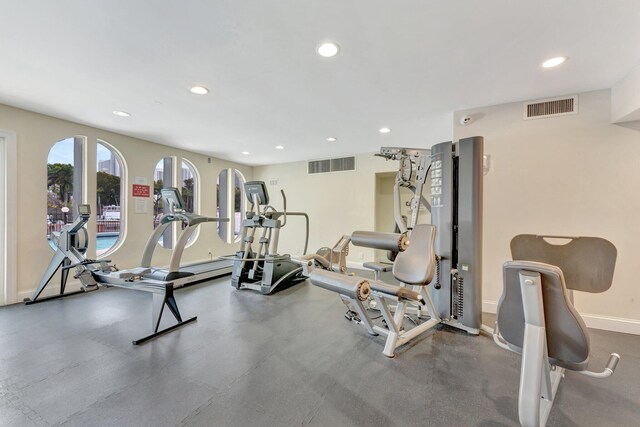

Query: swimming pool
<box><xmin>96</xmin><ymin>234</ymin><xmax>119</xmax><ymax>250</ymax></box>
<box><xmin>48</xmin><ymin>233</ymin><xmax>120</xmax><ymax>253</ymax></box>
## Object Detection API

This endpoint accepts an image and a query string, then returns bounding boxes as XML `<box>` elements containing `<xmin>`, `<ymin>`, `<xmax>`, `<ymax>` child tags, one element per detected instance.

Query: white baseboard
<box><xmin>16</xmin><ymin>281</ymin><xmax>83</xmax><ymax>304</ymax></box>
<box><xmin>581</xmin><ymin>313</ymin><xmax>640</xmax><ymax>335</ymax></box>
<box><xmin>482</xmin><ymin>300</ymin><xmax>498</xmax><ymax>314</ymax></box>
<box><xmin>482</xmin><ymin>299</ymin><xmax>640</xmax><ymax>335</ymax></box>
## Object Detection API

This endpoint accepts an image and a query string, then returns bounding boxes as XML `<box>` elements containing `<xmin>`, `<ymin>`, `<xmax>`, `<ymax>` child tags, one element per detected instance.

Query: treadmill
<box><xmin>139</xmin><ymin>187</ymin><xmax>233</xmax><ymax>288</ymax></box>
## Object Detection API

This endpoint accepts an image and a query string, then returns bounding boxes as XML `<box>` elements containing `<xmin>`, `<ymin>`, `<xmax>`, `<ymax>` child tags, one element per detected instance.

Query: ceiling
<box><xmin>1</xmin><ymin>1</ymin><xmax>639</xmax><ymax>165</ymax></box>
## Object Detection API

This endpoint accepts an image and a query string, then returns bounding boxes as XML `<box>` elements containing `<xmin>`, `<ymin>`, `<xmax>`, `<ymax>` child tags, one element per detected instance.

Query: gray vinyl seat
<box><xmin>497</xmin><ymin>235</ymin><xmax>617</xmax><ymax>371</ymax></box>
<box><xmin>392</xmin><ymin>224</ymin><xmax>436</xmax><ymax>286</ymax></box>
<box><xmin>494</xmin><ymin>235</ymin><xmax>619</xmax><ymax>427</ymax></box>
<box><xmin>498</xmin><ymin>261</ymin><xmax>591</xmax><ymax>370</ymax></box>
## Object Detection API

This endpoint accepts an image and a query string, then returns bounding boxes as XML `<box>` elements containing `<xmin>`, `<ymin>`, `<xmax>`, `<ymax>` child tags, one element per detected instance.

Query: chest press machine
<box><xmin>302</xmin><ymin>136</ymin><xmax>484</xmax><ymax>357</ymax></box>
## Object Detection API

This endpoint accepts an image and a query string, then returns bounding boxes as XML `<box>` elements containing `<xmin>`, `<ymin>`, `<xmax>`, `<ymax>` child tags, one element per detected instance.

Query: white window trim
<box><xmin>181</xmin><ymin>157</ymin><xmax>200</xmax><ymax>248</ymax></box>
<box><xmin>232</xmin><ymin>169</ymin><xmax>247</xmax><ymax>243</ymax></box>
<box><xmin>96</xmin><ymin>139</ymin><xmax>128</xmax><ymax>258</ymax></box>
<box><xmin>0</xmin><ymin>129</ymin><xmax>17</xmax><ymax>304</ymax></box>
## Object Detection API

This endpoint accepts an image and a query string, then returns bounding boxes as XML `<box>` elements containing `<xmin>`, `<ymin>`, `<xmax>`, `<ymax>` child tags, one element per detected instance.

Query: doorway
<box><xmin>374</xmin><ymin>171</ymin><xmax>432</xmax><ymax>262</ymax></box>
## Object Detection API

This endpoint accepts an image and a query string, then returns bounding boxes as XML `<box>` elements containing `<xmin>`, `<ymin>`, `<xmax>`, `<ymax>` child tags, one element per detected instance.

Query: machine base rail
<box><xmin>24</xmin><ymin>289</ymin><xmax>87</xmax><ymax>305</ymax></box>
<box><xmin>132</xmin><ymin>316</ymin><xmax>197</xmax><ymax>345</ymax></box>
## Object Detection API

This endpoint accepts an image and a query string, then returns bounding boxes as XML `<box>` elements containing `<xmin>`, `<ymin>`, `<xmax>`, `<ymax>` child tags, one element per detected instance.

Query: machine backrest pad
<box><xmin>392</xmin><ymin>224</ymin><xmax>436</xmax><ymax>285</ymax></box>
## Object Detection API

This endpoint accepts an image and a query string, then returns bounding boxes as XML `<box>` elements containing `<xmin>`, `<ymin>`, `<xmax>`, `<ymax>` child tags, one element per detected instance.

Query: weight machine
<box><xmin>303</xmin><ymin>136</ymin><xmax>484</xmax><ymax>356</ymax></box>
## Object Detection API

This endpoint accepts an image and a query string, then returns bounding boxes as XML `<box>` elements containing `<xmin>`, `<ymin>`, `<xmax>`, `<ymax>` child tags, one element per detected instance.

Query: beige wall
<box><xmin>0</xmin><ymin>103</ymin><xmax>250</xmax><ymax>302</ymax></box>
<box><xmin>253</xmin><ymin>154</ymin><xmax>401</xmax><ymax>263</ymax></box>
<box><xmin>454</xmin><ymin>89</ymin><xmax>640</xmax><ymax>326</ymax></box>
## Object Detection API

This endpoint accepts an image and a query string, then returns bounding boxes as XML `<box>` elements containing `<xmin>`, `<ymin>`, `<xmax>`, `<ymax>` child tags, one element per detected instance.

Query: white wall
<box><xmin>0</xmin><ymin>103</ymin><xmax>250</xmax><ymax>302</ymax></box>
<box><xmin>611</xmin><ymin>62</ymin><xmax>640</xmax><ymax>123</ymax></box>
<box><xmin>253</xmin><ymin>154</ymin><xmax>402</xmax><ymax>264</ymax></box>
<box><xmin>454</xmin><ymin>90</ymin><xmax>640</xmax><ymax>332</ymax></box>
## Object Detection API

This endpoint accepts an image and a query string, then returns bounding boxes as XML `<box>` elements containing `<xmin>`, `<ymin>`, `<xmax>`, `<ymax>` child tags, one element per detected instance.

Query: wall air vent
<box><xmin>308</xmin><ymin>156</ymin><xmax>356</xmax><ymax>174</ymax></box>
<box><xmin>524</xmin><ymin>95</ymin><xmax>578</xmax><ymax>120</ymax></box>
<box><xmin>308</xmin><ymin>159</ymin><xmax>331</xmax><ymax>174</ymax></box>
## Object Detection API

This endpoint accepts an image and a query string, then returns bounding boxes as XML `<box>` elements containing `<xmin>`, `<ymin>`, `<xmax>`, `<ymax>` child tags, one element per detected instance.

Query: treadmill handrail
<box><xmin>141</xmin><ymin>212</ymin><xmax>229</xmax><ymax>270</ymax></box>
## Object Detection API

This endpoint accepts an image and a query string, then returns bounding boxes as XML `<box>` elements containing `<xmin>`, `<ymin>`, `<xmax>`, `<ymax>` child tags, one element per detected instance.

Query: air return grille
<box><xmin>524</xmin><ymin>96</ymin><xmax>577</xmax><ymax>120</ymax></box>
<box><xmin>308</xmin><ymin>156</ymin><xmax>356</xmax><ymax>174</ymax></box>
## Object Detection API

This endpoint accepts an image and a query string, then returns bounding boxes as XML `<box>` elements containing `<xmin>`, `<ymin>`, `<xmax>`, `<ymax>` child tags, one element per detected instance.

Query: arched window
<box><xmin>181</xmin><ymin>159</ymin><xmax>199</xmax><ymax>245</ymax></box>
<box><xmin>152</xmin><ymin>157</ymin><xmax>198</xmax><ymax>248</ymax></box>
<box><xmin>216</xmin><ymin>168</ymin><xmax>246</xmax><ymax>243</ymax></box>
<box><xmin>233</xmin><ymin>170</ymin><xmax>246</xmax><ymax>242</ymax></box>
<box><xmin>181</xmin><ymin>159</ymin><xmax>197</xmax><ymax>214</ymax></box>
<box><xmin>46</xmin><ymin>137</ymin><xmax>84</xmax><ymax>249</ymax></box>
<box><xmin>96</xmin><ymin>141</ymin><xmax>125</xmax><ymax>256</ymax></box>
<box><xmin>153</xmin><ymin>157</ymin><xmax>173</xmax><ymax>248</ymax></box>
<box><xmin>216</xmin><ymin>169</ymin><xmax>228</xmax><ymax>242</ymax></box>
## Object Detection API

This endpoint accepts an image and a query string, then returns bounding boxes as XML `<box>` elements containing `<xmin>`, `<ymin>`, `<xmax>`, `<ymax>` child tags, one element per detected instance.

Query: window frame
<box><xmin>95</xmin><ymin>139</ymin><xmax>127</xmax><ymax>258</ymax></box>
<box><xmin>180</xmin><ymin>158</ymin><xmax>200</xmax><ymax>248</ymax></box>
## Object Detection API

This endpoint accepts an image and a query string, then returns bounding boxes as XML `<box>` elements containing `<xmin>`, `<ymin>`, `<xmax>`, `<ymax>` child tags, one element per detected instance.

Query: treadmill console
<box><xmin>77</xmin><ymin>204</ymin><xmax>91</xmax><ymax>216</ymax></box>
<box><xmin>161</xmin><ymin>187</ymin><xmax>186</xmax><ymax>211</ymax></box>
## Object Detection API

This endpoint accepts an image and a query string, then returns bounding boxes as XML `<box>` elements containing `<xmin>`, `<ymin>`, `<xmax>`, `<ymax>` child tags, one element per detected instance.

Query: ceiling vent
<box><xmin>524</xmin><ymin>95</ymin><xmax>578</xmax><ymax>120</ymax></box>
<box><xmin>308</xmin><ymin>156</ymin><xmax>356</xmax><ymax>174</ymax></box>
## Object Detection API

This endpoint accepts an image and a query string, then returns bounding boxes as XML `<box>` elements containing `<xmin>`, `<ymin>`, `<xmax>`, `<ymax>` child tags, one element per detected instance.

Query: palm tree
<box><xmin>47</xmin><ymin>163</ymin><xmax>74</xmax><ymax>205</ymax></box>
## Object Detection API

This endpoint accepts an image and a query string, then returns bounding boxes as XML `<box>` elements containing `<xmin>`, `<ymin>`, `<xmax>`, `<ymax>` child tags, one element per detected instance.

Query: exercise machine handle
<box><xmin>280</xmin><ymin>189</ymin><xmax>287</xmax><ymax>227</ymax></box>
<box><xmin>578</xmin><ymin>353</ymin><xmax>620</xmax><ymax>378</ymax></box>
<box><xmin>62</xmin><ymin>259</ymin><xmax>111</xmax><ymax>271</ymax></box>
<box><xmin>606</xmin><ymin>353</ymin><xmax>621</xmax><ymax>374</ymax></box>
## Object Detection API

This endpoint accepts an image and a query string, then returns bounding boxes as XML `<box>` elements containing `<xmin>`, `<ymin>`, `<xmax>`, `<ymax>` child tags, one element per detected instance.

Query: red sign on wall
<box><xmin>132</xmin><ymin>184</ymin><xmax>151</xmax><ymax>197</ymax></box>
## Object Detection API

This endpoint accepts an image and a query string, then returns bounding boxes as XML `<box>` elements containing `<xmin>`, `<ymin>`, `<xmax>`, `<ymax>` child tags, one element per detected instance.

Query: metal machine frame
<box><xmin>140</xmin><ymin>187</ymin><xmax>232</xmax><ymax>286</ymax></box>
<box><xmin>428</xmin><ymin>137</ymin><xmax>483</xmax><ymax>334</ymax></box>
<box><xmin>493</xmin><ymin>235</ymin><xmax>620</xmax><ymax>426</ymax></box>
<box><xmin>231</xmin><ymin>181</ymin><xmax>310</xmax><ymax>294</ymax></box>
<box><xmin>375</xmin><ymin>137</ymin><xmax>484</xmax><ymax>333</ymax></box>
<box><xmin>303</xmin><ymin>136</ymin><xmax>484</xmax><ymax>357</ymax></box>
<box><xmin>27</xmin><ymin>204</ymin><xmax>197</xmax><ymax>344</ymax></box>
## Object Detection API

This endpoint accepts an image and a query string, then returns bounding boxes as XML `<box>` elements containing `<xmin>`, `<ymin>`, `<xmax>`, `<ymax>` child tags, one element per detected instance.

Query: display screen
<box><xmin>78</xmin><ymin>204</ymin><xmax>91</xmax><ymax>215</ymax></box>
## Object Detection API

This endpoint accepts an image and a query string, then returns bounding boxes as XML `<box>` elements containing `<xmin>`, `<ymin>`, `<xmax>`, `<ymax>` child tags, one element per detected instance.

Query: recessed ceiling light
<box><xmin>317</xmin><ymin>42</ymin><xmax>340</xmax><ymax>57</ymax></box>
<box><xmin>190</xmin><ymin>85</ymin><xmax>209</xmax><ymax>95</ymax></box>
<box><xmin>542</xmin><ymin>56</ymin><xmax>567</xmax><ymax>68</ymax></box>
<box><xmin>275</xmin><ymin>145</ymin><xmax>284</xmax><ymax>150</ymax></box>
<box><xmin>379</xmin><ymin>127</ymin><xmax>391</xmax><ymax>134</ymax></box>
<box><xmin>113</xmin><ymin>110</ymin><xmax>131</xmax><ymax>117</ymax></box>
<box><xmin>241</xmin><ymin>151</ymin><xmax>250</xmax><ymax>155</ymax></box>
<box><xmin>326</xmin><ymin>137</ymin><xmax>337</xmax><ymax>142</ymax></box>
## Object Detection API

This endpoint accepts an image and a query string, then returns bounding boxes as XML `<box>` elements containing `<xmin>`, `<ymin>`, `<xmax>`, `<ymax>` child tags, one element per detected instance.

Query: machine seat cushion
<box><xmin>498</xmin><ymin>261</ymin><xmax>590</xmax><ymax>371</ymax></box>
<box><xmin>392</xmin><ymin>224</ymin><xmax>436</xmax><ymax>286</ymax></box>
<box><xmin>363</xmin><ymin>262</ymin><xmax>393</xmax><ymax>273</ymax></box>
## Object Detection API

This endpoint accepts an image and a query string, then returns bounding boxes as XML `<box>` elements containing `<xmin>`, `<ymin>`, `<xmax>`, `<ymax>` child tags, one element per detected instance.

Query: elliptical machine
<box><xmin>231</xmin><ymin>181</ymin><xmax>310</xmax><ymax>294</ymax></box>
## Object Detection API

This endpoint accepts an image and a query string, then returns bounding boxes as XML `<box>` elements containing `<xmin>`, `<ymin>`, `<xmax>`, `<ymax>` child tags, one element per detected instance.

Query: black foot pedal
<box><xmin>344</xmin><ymin>310</ymin><xmax>361</xmax><ymax>323</ymax></box>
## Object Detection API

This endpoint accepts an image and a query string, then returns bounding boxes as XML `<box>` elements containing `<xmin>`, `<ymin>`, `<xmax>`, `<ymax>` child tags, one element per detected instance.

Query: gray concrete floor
<box><xmin>0</xmin><ymin>276</ymin><xmax>639</xmax><ymax>427</ymax></box>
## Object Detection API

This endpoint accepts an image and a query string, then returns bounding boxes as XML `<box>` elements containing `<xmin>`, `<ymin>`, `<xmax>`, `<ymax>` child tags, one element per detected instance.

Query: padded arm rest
<box><xmin>310</xmin><ymin>270</ymin><xmax>371</xmax><ymax>301</ymax></box>
<box><xmin>351</xmin><ymin>231</ymin><xmax>409</xmax><ymax>252</ymax></box>
<box><xmin>370</xmin><ymin>280</ymin><xmax>424</xmax><ymax>304</ymax></box>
